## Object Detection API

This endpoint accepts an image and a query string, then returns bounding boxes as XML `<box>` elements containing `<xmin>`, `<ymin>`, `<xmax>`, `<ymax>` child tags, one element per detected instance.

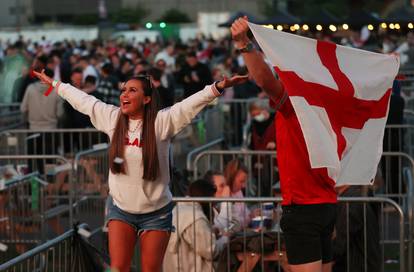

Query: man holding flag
<box><xmin>231</xmin><ymin>17</ymin><xmax>399</xmax><ymax>272</ymax></box>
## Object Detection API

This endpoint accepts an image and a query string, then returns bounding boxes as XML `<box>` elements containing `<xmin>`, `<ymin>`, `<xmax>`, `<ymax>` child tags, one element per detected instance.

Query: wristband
<box><xmin>52</xmin><ymin>80</ymin><xmax>59</xmax><ymax>87</ymax></box>
<box><xmin>235</xmin><ymin>42</ymin><xmax>254</xmax><ymax>54</ymax></box>
<box><xmin>214</xmin><ymin>81</ymin><xmax>225</xmax><ymax>95</ymax></box>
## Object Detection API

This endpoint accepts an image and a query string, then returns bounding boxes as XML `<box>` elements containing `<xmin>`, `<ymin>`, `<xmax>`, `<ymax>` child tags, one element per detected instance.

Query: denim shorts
<box><xmin>104</xmin><ymin>196</ymin><xmax>175</xmax><ymax>236</ymax></box>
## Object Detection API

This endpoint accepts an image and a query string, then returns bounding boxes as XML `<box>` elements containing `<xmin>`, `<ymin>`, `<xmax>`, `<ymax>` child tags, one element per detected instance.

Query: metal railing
<box><xmin>0</xmin><ymin>224</ymin><xmax>93</xmax><ymax>272</ymax></box>
<box><xmin>0</xmin><ymin>128</ymin><xmax>108</xmax><ymax>158</ymax></box>
<box><xmin>72</xmin><ymin>144</ymin><xmax>109</xmax><ymax>231</ymax></box>
<box><xmin>0</xmin><ymin>155</ymin><xmax>74</xmax><ymax>231</ymax></box>
<box><xmin>1</xmin><ymin>196</ymin><xmax>406</xmax><ymax>271</ymax></box>
<box><xmin>0</xmin><ymin>103</ymin><xmax>24</xmax><ymax>132</ymax></box>
<box><xmin>168</xmin><ymin>196</ymin><xmax>405</xmax><ymax>272</ymax></box>
<box><xmin>186</xmin><ymin>138</ymin><xmax>225</xmax><ymax>172</ymax></box>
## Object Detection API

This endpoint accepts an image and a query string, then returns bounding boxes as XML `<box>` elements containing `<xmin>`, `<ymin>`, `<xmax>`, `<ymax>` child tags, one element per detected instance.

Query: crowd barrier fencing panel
<box><xmin>0</xmin><ymin>128</ymin><xmax>108</xmax><ymax>158</ymax></box>
<box><xmin>0</xmin><ymin>224</ymin><xmax>91</xmax><ymax>272</ymax></box>
<box><xmin>403</xmin><ymin>110</ymin><xmax>414</xmax><ymax>126</ymax></box>
<box><xmin>0</xmin><ymin>103</ymin><xmax>20</xmax><ymax>113</ymax></box>
<box><xmin>0</xmin><ymin>173</ymin><xmax>51</xmax><ymax>264</ymax></box>
<box><xmin>73</xmin><ymin>144</ymin><xmax>109</xmax><ymax>231</ymax></box>
<box><xmin>0</xmin><ymin>155</ymin><xmax>74</xmax><ymax>234</ymax></box>
<box><xmin>169</xmin><ymin>196</ymin><xmax>405</xmax><ymax>272</ymax></box>
<box><xmin>384</xmin><ymin>125</ymin><xmax>414</xmax><ymax>158</ymax></box>
<box><xmin>1</xmin><ymin>197</ymin><xmax>405</xmax><ymax>271</ymax></box>
<box><xmin>191</xmin><ymin>149</ymin><xmax>414</xmax><ymax>270</ymax></box>
<box><xmin>186</xmin><ymin>138</ymin><xmax>225</xmax><ymax>173</ymax></box>
<box><xmin>0</xmin><ymin>110</ymin><xmax>24</xmax><ymax>132</ymax></box>
<box><xmin>0</xmin><ymin>173</ymin><xmax>46</xmax><ymax>241</ymax></box>
<box><xmin>378</xmin><ymin>152</ymin><xmax>414</xmax><ymax>271</ymax></box>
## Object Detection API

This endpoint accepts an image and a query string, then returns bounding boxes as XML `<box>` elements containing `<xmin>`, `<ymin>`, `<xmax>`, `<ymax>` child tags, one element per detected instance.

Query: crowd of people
<box><xmin>0</xmin><ymin>23</ymin><xmax>412</xmax><ymax>272</ymax></box>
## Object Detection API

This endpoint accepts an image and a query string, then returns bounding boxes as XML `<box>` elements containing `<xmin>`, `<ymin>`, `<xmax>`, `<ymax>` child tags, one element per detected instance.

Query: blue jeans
<box><xmin>105</xmin><ymin>196</ymin><xmax>175</xmax><ymax>235</ymax></box>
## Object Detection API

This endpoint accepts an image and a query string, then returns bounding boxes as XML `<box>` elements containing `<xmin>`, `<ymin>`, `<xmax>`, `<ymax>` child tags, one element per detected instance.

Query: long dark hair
<box><xmin>187</xmin><ymin>179</ymin><xmax>217</xmax><ymax>221</ymax></box>
<box><xmin>109</xmin><ymin>76</ymin><xmax>160</xmax><ymax>181</ymax></box>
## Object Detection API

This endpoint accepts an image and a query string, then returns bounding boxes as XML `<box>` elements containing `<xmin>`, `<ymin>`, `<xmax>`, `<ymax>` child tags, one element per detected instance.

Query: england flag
<box><xmin>248</xmin><ymin>22</ymin><xmax>400</xmax><ymax>186</ymax></box>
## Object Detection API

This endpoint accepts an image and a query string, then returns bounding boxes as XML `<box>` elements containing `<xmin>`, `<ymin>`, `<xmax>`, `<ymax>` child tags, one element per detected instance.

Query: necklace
<box><xmin>128</xmin><ymin>121</ymin><xmax>141</xmax><ymax>133</ymax></box>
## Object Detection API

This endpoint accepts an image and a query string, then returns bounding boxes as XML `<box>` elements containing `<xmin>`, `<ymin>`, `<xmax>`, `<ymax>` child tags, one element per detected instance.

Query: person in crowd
<box><xmin>248</xmin><ymin>101</ymin><xmax>276</xmax><ymax>151</ymax></box>
<box><xmin>223</xmin><ymin>159</ymin><xmax>252</xmax><ymax>229</ymax></box>
<box><xmin>96</xmin><ymin>62</ymin><xmax>120</xmax><ymax>105</ymax></box>
<box><xmin>61</xmin><ymin>68</ymin><xmax>92</xmax><ymax>129</ymax></box>
<box><xmin>394</xmin><ymin>31</ymin><xmax>414</xmax><ymax>68</ymax></box>
<box><xmin>149</xmin><ymin>67</ymin><xmax>174</xmax><ymax>109</ymax></box>
<box><xmin>13</xmin><ymin>54</ymin><xmax>48</xmax><ymax>102</ymax></box>
<box><xmin>83</xmin><ymin>75</ymin><xmax>98</xmax><ymax>94</ymax></box>
<box><xmin>21</xmin><ymin>68</ymin><xmax>63</xmax><ymax>173</ymax></box>
<box><xmin>248</xmin><ymin>101</ymin><xmax>277</xmax><ymax>196</ymax></box>
<box><xmin>231</xmin><ymin>17</ymin><xmax>337</xmax><ymax>272</ymax></box>
<box><xmin>78</xmin><ymin>55</ymin><xmax>99</xmax><ymax>82</ymax></box>
<box><xmin>155</xmin><ymin>44</ymin><xmax>176</xmax><ymax>70</ymax></box>
<box><xmin>21</xmin><ymin>68</ymin><xmax>63</xmax><ymax>129</ymax></box>
<box><xmin>117</xmin><ymin>58</ymin><xmax>134</xmax><ymax>82</ymax></box>
<box><xmin>204</xmin><ymin>170</ymin><xmax>240</xmax><ymax>234</ymax></box>
<box><xmin>178</xmin><ymin>51</ymin><xmax>213</xmax><ymax>98</ymax></box>
<box><xmin>333</xmin><ymin>182</ymin><xmax>381</xmax><ymax>272</ymax></box>
<box><xmin>155</xmin><ymin>58</ymin><xmax>176</xmax><ymax>91</ymax></box>
<box><xmin>33</xmin><ymin>68</ymin><xmax>247</xmax><ymax>272</ymax></box>
<box><xmin>163</xmin><ymin>179</ymin><xmax>229</xmax><ymax>272</ymax></box>
<box><xmin>230</xmin><ymin>66</ymin><xmax>263</xmax><ymax>145</ymax></box>
<box><xmin>47</xmin><ymin>50</ymin><xmax>62</xmax><ymax>81</ymax></box>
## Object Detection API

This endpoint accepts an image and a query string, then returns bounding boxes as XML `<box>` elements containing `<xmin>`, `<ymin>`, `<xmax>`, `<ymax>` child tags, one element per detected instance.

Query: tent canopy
<box><xmin>386</xmin><ymin>8</ymin><xmax>414</xmax><ymax>23</ymax></box>
<box><xmin>303</xmin><ymin>10</ymin><xmax>341</xmax><ymax>25</ymax></box>
<box><xmin>218</xmin><ymin>11</ymin><xmax>260</xmax><ymax>27</ymax></box>
<box><xmin>344</xmin><ymin>10</ymin><xmax>382</xmax><ymax>26</ymax></box>
<box><xmin>258</xmin><ymin>10</ymin><xmax>301</xmax><ymax>25</ymax></box>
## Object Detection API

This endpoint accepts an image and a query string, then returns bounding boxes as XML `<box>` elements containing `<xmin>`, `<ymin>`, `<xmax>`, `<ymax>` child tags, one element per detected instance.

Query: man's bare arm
<box><xmin>231</xmin><ymin>17</ymin><xmax>285</xmax><ymax>102</ymax></box>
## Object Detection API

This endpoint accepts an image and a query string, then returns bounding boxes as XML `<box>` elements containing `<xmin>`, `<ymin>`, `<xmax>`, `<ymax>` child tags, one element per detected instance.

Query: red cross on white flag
<box><xmin>248</xmin><ymin>23</ymin><xmax>400</xmax><ymax>185</ymax></box>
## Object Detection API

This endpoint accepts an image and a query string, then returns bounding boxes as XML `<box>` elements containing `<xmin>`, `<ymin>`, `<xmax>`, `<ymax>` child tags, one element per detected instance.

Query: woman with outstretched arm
<box><xmin>33</xmin><ymin>70</ymin><xmax>248</xmax><ymax>272</ymax></box>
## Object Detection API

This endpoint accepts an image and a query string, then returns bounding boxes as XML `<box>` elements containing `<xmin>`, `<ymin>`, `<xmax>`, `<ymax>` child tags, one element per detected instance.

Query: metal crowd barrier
<box><xmin>169</xmin><ymin>196</ymin><xmax>405</xmax><ymax>272</ymax></box>
<box><xmin>0</xmin><ymin>172</ymin><xmax>66</xmax><ymax>264</ymax></box>
<box><xmin>0</xmin><ymin>155</ymin><xmax>74</xmax><ymax>238</ymax></box>
<box><xmin>0</xmin><ymin>103</ymin><xmax>23</xmax><ymax>132</ymax></box>
<box><xmin>0</xmin><ymin>224</ymin><xmax>92</xmax><ymax>272</ymax></box>
<box><xmin>0</xmin><ymin>111</ymin><xmax>24</xmax><ymax>133</ymax></box>
<box><xmin>384</xmin><ymin>125</ymin><xmax>414</xmax><ymax>158</ymax></box>
<box><xmin>0</xmin><ymin>103</ymin><xmax>20</xmax><ymax>113</ymax></box>
<box><xmin>186</xmin><ymin>138</ymin><xmax>225</xmax><ymax>172</ymax></box>
<box><xmin>72</xmin><ymin>144</ymin><xmax>109</xmax><ymax>231</ymax></box>
<box><xmin>0</xmin><ymin>128</ymin><xmax>108</xmax><ymax>158</ymax></box>
<box><xmin>403</xmin><ymin>110</ymin><xmax>414</xmax><ymax>126</ymax></box>
<box><xmin>0</xmin><ymin>173</ymin><xmax>47</xmax><ymax>244</ymax></box>
<box><xmin>0</xmin><ymin>196</ymin><xmax>406</xmax><ymax>272</ymax></box>
<box><xmin>378</xmin><ymin>152</ymin><xmax>414</xmax><ymax>271</ymax></box>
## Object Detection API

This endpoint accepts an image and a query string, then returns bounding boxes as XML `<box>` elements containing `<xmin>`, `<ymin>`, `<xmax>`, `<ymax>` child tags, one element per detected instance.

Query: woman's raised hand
<box><xmin>32</xmin><ymin>69</ymin><xmax>53</xmax><ymax>85</ymax></box>
<box><xmin>216</xmin><ymin>74</ymin><xmax>249</xmax><ymax>89</ymax></box>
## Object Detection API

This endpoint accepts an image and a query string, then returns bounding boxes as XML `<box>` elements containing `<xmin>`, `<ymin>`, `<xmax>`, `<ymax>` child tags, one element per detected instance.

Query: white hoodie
<box><xmin>57</xmin><ymin>82</ymin><xmax>220</xmax><ymax>213</ymax></box>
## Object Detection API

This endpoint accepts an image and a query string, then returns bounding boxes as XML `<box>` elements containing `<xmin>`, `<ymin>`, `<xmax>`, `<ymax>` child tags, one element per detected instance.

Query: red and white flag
<box><xmin>248</xmin><ymin>23</ymin><xmax>400</xmax><ymax>186</ymax></box>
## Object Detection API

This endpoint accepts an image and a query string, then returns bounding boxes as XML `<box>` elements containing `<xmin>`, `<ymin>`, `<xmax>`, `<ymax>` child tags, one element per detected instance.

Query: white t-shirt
<box><xmin>57</xmin><ymin>82</ymin><xmax>220</xmax><ymax>213</ymax></box>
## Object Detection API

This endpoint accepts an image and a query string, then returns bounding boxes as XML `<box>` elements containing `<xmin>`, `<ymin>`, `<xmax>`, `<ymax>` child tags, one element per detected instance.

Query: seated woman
<box><xmin>163</xmin><ymin>179</ymin><xmax>229</xmax><ymax>272</ymax></box>
<box><xmin>223</xmin><ymin>159</ymin><xmax>251</xmax><ymax>230</ymax></box>
<box><xmin>204</xmin><ymin>170</ymin><xmax>240</xmax><ymax>234</ymax></box>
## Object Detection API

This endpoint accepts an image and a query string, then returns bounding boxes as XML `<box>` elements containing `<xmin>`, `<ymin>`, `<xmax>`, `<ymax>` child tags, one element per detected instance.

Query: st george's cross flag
<box><xmin>248</xmin><ymin>22</ymin><xmax>400</xmax><ymax>186</ymax></box>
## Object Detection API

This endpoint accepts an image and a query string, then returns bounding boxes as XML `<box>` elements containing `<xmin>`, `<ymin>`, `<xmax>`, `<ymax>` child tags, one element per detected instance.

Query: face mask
<box><xmin>254</xmin><ymin>113</ymin><xmax>266</xmax><ymax>122</ymax></box>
